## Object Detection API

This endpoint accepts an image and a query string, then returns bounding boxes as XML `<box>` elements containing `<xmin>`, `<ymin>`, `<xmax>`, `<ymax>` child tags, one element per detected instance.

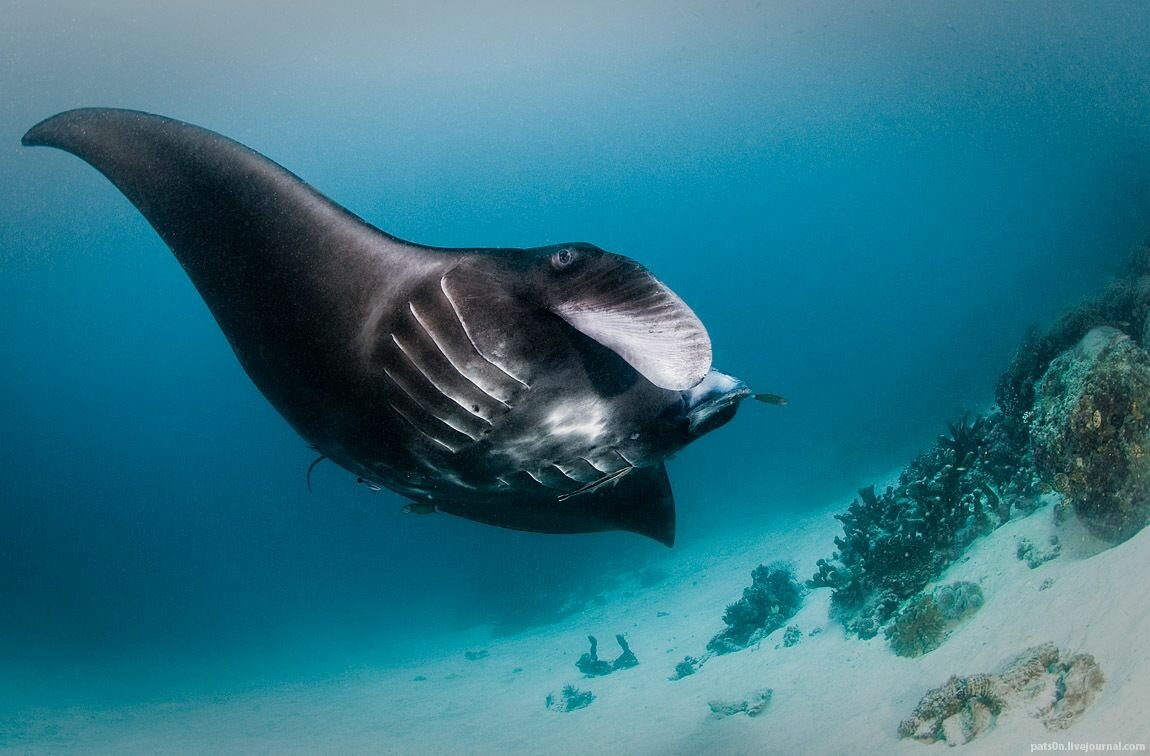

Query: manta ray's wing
<box><xmin>22</xmin><ymin>108</ymin><xmax>438</xmax><ymax>446</ymax></box>
<box><xmin>433</xmin><ymin>463</ymin><xmax>676</xmax><ymax>546</ymax></box>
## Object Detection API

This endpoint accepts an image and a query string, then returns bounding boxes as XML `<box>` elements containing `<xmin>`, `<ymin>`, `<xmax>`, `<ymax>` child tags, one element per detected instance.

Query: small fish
<box><xmin>402</xmin><ymin>502</ymin><xmax>437</xmax><ymax>515</ymax></box>
<box><xmin>753</xmin><ymin>393</ymin><xmax>788</xmax><ymax>406</ymax></box>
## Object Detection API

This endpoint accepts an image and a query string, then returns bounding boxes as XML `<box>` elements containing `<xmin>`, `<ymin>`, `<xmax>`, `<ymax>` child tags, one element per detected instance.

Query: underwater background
<box><xmin>2</xmin><ymin>0</ymin><xmax>1150</xmax><ymax>720</ymax></box>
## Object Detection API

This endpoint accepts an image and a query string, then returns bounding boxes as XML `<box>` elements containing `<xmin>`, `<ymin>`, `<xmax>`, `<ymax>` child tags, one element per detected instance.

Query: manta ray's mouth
<box><xmin>684</xmin><ymin>370</ymin><xmax>753</xmax><ymax>437</ymax></box>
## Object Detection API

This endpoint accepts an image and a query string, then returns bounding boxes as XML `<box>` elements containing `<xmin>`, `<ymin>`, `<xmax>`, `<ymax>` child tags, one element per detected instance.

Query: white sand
<box><xmin>6</xmin><ymin>496</ymin><xmax>1149</xmax><ymax>755</ymax></box>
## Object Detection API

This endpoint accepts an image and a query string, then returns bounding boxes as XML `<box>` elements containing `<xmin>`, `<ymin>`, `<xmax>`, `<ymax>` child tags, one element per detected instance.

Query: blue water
<box><xmin>2</xmin><ymin>0</ymin><xmax>1149</xmax><ymax>714</ymax></box>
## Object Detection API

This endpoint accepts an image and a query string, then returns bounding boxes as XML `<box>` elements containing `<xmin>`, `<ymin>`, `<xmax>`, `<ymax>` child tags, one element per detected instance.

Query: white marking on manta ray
<box><xmin>408</xmin><ymin>301</ymin><xmax>512</xmax><ymax>411</ymax></box>
<box><xmin>382</xmin><ymin>366</ymin><xmax>478</xmax><ymax>442</ymax></box>
<box><xmin>386</xmin><ymin>401</ymin><xmax>460</xmax><ymax>454</ymax></box>
<box><xmin>439</xmin><ymin>274</ymin><xmax>530</xmax><ymax>388</ymax></box>
<box><xmin>542</xmin><ymin>402</ymin><xmax>608</xmax><ymax>443</ymax></box>
<box><xmin>390</xmin><ymin>331</ymin><xmax>493</xmax><ymax>426</ymax></box>
<box><xmin>552</xmin><ymin>463</ymin><xmax>580</xmax><ymax>482</ymax></box>
<box><xmin>581</xmin><ymin>456</ymin><xmax>609</xmax><ymax>474</ymax></box>
<box><xmin>553</xmin><ymin>461</ymin><xmax>598</xmax><ymax>484</ymax></box>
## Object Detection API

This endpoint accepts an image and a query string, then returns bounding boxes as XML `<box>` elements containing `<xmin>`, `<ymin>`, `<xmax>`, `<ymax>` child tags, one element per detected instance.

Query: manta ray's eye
<box><xmin>551</xmin><ymin>247</ymin><xmax>577</xmax><ymax>270</ymax></box>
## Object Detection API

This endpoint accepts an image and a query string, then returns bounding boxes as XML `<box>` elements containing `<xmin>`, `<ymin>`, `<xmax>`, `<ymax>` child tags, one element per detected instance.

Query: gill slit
<box><xmin>439</xmin><ymin>274</ymin><xmax>530</xmax><ymax>388</ymax></box>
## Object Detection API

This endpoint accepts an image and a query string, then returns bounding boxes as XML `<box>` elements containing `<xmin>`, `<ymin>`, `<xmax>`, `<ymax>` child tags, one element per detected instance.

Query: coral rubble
<box><xmin>1029</xmin><ymin>326</ymin><xmax>1150</xmax><ymax>542</ymax></box>
<box><xmin>899</xmin><ymin>643</ymin><xmax>1104</xmax><ymax>745</ymax></box>
<box><xmin>707</xmin><ymin>688</ymin><xmax>773</xmax><ymax>718</ymax></box>
<box><xmin>707</xmin><ymin>563</ymin><xmax>803</xmax><ymax>655</ymax></box>
<box><xmin>1016</xmin><ymin>535</ymin><xmax>1062</xmax><ymax>569</ymax></box>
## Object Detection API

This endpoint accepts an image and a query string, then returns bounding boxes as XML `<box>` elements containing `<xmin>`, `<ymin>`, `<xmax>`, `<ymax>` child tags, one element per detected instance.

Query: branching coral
<box><xmin>707</xmin><ymin>563</ymin><xmax>803</xmax><ymax>655</ymax></box>
<box><xmin>809</xmin><ymin>412</ymin><xmax>1029</xmax><ymax>637</ymax></box>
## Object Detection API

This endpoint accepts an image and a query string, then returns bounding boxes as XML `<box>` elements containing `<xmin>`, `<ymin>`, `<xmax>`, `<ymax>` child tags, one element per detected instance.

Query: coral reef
<box><xmin>812</xmin><ymin>250</ymin><xmax>1150</xmax><ymax>637</ymax></box>
<box><xmin>996</xmin><ymin>245</ymin><xmax>1150</xmax><ymax>428</ymax></box>
<box><xmin>708</xmin><ymin>688</ymin><xmax>773</xmax><ymax>718</ymax></box>
<box><xmin>1016</xmin><ymin>536</ymin><xmax>1062</xmax><ymax>569</ymax></box>
<box><xmin>1029</xmin><ymin>326</ymin><xmax>1150</xmax><ymax>542</ymax></box>
<box><xmin>809</xmin><ymin>412</ymin><xmax>1032</xmax><ymax>637</ymax></box>
<box><xmin>546</xmin><ymin>684</ymin><xmax>595</xmax><ymax>712</ymax></box>
<box><xmin>884</xmin><ymin>582</ymin><xmax>983</xmax><ymax>658</ymax></box>
<box><xmin>576</xmin><ymin>634</ymin><xmax>639</xmax><ymax>676</ymax></box>
<box><xmin>707</xmin><ymin>563</ymin><xmax>803</xmax><ymax>655</ymax></box>
<box><xmin>899</xmin><ymin>643</ymin><xmax>1104</xmax><ymax>745</ymax></box>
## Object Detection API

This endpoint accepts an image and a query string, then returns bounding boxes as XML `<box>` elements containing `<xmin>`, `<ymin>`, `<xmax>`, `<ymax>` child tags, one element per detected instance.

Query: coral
<box><xmin>996</xmin><ymin>245</ymin><xmax>1150</xmax><ymax>426</ymax></box>
<box><xmin>707</xmin><ymin>563</ymin><xmax>804</xmax><ymax>655</ymax></box>
<box><xmin>576</xmin><ymin>634</ymin><xmax>638</xmax><ymax>676</ymax></box>
<box><xmin>847</xmin><ymin>589</ymin><xmax>901</xmax><ymax>640</ymax></box>
<box><xmin>899</xmin><ymin>643</ymin><xmax>1104</xmax><ymax>745</ymax></box>
<box><xmin>708</xmin><ymin>688</ymin><xmax>773</xmax><ymax>718</ymax></box>
<box><xmin>885</xmin><ymin>594</ymin><xmax>946</xmax><ymax>658</ymax></box>
<box><xmin>782</xmin><ymin>625</ymin><xmax>802</xmax><ymax>648</ymax></box>
<box><xmin>933</xmin><ymin>581</ymin><xmax>984</xmax><ymax>621</ymax></box>
<box><xmin>810</xmin><ymin>411</ymin><xmax>1031</xmax><ymax>637</ymax></box>
<box><xmin>1030</xmin><ymin>326</ymin><xmax>1150</xmax><ymax>542</ymax></box>
<box><xmin>463</xmin><ymin>649</ymin><xmax>489</xmax><ymax>661</ymax></box>
<box><xmin>1042</xmin><ymin>653</ymin><xmax>1105</xmax><ymax>730</ymax></box>
<box><xmin>611</xmin><ymin>634</ymin><xmax>638</xmax><ymax>670</ymax></box>
<box><xmin>898</xmin><ymin>674</ymin><xmax>1007</xmax><ymax>746</ymax></box>
<box><xmin>546</xmin><ymin>684</ymin><xmax>595</xmax><ymax>712</ymax></box>
<box><xmin>996</xmin><ymin>642</ymin><xmax>1060</xmax><ymax>694</ymax></box>
<box><xmin>669</xmin><ymin>655</ymin><xmax>703</xmax><ymax>681</ymax></box>
<box><xmin>576</xmin><ymin>635</ymin><xmax>612</xmax><ymax>676</ymax></box>
<box><xmin>1016</xmin><ymin>536</ymin><xmax>1062</xmax><ymax>569</ymax></box>
<box><xmin>885</xmin><ymin>582</ymin><xmax>983</xmax><ymax>657</ymax></box>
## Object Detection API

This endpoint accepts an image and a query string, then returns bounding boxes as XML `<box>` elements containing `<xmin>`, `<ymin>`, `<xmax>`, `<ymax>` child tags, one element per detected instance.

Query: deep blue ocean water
<box><xmin>2</xmin><ymin>0</ymin><xmax>1150</xmax><ymax>711</ymax></box>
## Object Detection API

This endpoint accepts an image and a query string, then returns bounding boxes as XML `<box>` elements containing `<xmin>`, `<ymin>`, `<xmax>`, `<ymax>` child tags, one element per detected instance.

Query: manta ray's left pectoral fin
<box><xmin>579</xmin><ymin>463</ymin><xmax>675</xmax><ymax>547</ymax></box>
<box><xmin>432</xmin><ymin>463</ymin><xmax>676</xmax><ymax>546</ymax></box>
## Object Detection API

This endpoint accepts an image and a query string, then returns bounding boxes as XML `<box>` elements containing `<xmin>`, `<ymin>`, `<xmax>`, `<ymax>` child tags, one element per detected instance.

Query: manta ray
<box><xmin>24</xmin><ymin>108</ymin><xmax>781</xmax><ymax>545</ymax></box>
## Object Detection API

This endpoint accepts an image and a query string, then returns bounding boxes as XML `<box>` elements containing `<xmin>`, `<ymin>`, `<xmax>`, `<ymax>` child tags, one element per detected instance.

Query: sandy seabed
<box><xmin>5</xmin><ymin>493</ymin><xmax>1149</xmax><ymax>755</ymax></box>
